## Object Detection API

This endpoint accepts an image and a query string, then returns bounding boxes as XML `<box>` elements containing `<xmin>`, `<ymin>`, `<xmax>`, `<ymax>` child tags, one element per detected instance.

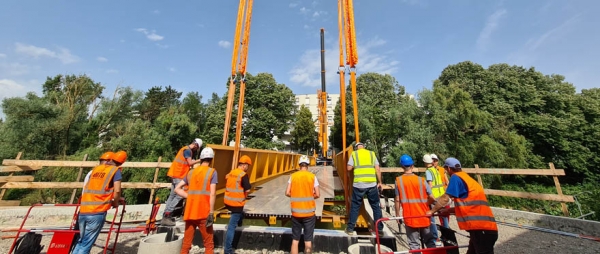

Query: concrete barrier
<box><xmin>492</xmin><ymin>207</ymin><xmax>600</xmax><ymax>237</ymax></box>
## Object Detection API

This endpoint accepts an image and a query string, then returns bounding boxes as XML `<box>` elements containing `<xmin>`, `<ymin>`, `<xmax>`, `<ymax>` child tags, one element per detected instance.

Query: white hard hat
<box><xmin>200</xmin><ymin>147</ymin><xmax>214</xmax><ymax>159</ymax></box>
<box><xmin>299</xmin><ymin>155</ymin><xmax>310</xmax><ymax>165</ymax></box>
<box><xmin>194</xmin><ymin>138</ymin><xmax>203</xmax><ymax>147</ymax></box>
<box><xmin>430</xmin><ymin>154</ymin><xmax>439</xmax><ymax>160</ymax></box>
<box><xmin>423</xmin><ymin>154</ymin><xmax>433</xmax><ymax>164</ymax></box>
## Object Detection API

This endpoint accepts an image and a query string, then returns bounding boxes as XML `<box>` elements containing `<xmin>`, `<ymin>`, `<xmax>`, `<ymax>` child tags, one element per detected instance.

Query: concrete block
<box><xmin>138</xmin><ymin>232</ymin><xmax>183</xmax><ymax>254</ymax></box>
<box><xmin>492</xmin><ymin>207</ymin><xmax>600</xmax><ymax>237</ymax></box>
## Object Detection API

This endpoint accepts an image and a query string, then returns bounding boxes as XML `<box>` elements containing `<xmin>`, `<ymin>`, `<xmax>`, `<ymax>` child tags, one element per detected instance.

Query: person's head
<box><xmin>199</xmin><ymin>147</ymin><xmax>214</xmax><ymax>164</ymax></box>
<box><xmin>430</xmin><ymin>154</ymin><xmax>439</xmax><ymax>166</ymax></box>
<box><xmin>99</xmin><ymin>151</ymin><xmax>115</xmax><ymax>165</ymax></box>
<box><xmin>354</xmin><ymin>142</ymin><xmax>365</xmax><ymax>150</ymax></box>
<box><xmin>238</xmin><ymin>155</ymin><xmax>252</xmax><ymax>171</ymax></box>
<box><xmin>444</xmin><ymin>157</ymin><xmax>462</xmax><ymax>175</ymax></box>
<box><xmin>399</xmin><ymin>154</ymin><xmax>414</xmax><ymax>173</ymax></box>
<box><xmin>113</xmin><ymin>150</ymin><xmax>128</xmax><ymax>167</ymax></box>
<box><xmin>190</xmin><ymin>138</ymin><xmax>203</xmax><ymax>151</ymax></box>
<box><xmin>298</xmin><ymin>155</ymin><xmax>310</xmax><ymax>169</ymax></box>
<box><xmin>422</xmin><ymin>154</ymin><xmax>433</xmax><ymax>166</ymax></box>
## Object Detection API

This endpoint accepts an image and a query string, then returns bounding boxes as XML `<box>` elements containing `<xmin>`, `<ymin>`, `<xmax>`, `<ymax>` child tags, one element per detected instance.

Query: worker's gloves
<box><xmin>206</xmin><ymin>213</ymin><xmax>214</xmax><ymax>227</ymax></box>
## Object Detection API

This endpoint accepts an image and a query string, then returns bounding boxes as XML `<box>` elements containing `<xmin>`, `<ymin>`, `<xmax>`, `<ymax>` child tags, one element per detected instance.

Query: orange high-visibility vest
<box><xmin>289</xmin><ymin>170</ymin><xmax>316</xmax><ymax>218</ymax></box>
<box><xmin>80</xmin><ymin>165</ymin><xmax>119</xmax><ymax>214</ymax></box>
<box><xmin>436</xmin><ymin>165</ymin><xmax>449</xmax><ymax>188</ymax></box>
<box><xmin>453</xmin><ymin>172</ymin><xmax>498</xmax><ymax>231</ymax></box>
<box><xmin>184</xmin><ymin>166</ymin><xmax>215</xmax><ymax>221</ymax></box>
<box><xmin>224</xmin><ymin>168</ymin><xmax>247</xmax><ymax>207</ymax></box>
<box><xmin>168</xmin><ymin>146</ymin><xmax>191</xmax><ymax>179</ymax></box>
<box><xmin>396</xmin><ymin>174</ymin><xmax>430</xmax><ymax>228</ymax></box>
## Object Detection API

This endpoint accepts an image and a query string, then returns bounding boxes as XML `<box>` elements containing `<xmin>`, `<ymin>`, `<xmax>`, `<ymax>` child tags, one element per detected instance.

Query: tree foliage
<box><xmin>291</xmin><ymin>105</ymin><xmax>317</xmax><ymax>153</ymax></box>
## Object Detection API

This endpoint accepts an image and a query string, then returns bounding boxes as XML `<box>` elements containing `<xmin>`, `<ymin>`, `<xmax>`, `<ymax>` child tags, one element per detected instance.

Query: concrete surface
<box><xmin>492</xmin><ymin>207</ymin><xmax>600</xmax><ymax>237</ymax></box>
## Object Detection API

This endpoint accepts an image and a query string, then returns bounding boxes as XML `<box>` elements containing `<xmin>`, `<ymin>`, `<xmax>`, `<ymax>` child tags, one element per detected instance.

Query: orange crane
<box><xmin>318</xmin><ymin>28</ymin><xmax>329</xmax><ymax>163</ymax></box>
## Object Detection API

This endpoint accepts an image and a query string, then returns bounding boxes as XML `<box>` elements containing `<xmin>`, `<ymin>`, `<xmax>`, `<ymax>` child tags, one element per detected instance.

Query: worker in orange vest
<box><xmin>395</xmin><ymin>155</ymin><xmax>436</xmax><ymax>250</ymax></box>
<box><xmin>430</xmin><ymin>153</ymin><xmax>450</xmax><ymax>229</ymax></box>
<box><xmin>174</xmin><ymin>147</ymin><xmax>217</xmax><ymax>254</ymax></box>
<box><xmin>427</xmin><ymin>157</ymin><xmax>498</xmax><ymax>254</ymax></box>
<box><xmin>162</xmin><ymin>138</ymin><xmax>203</xmax><ymax>226</ymax></box>
<box><xmin>286</xmin><ymin>155</ymin><xmax>320</xmax><ymax>254</ymax></box>
<box><xmin>224</xmin><ymin>155</ymin><xmax>253</xmax><ymax>254</ymax></box>
<box><xmin>73</xmin><ymin>152</ymin><xmax>122</xmax><ymax>254</ymax></box>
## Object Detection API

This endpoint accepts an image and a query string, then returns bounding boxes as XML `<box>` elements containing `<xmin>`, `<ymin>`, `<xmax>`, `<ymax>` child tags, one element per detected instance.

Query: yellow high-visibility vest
<box><xmin>351</xmin><ymin>149</ymin><xmax>377</xmax><ymax>183</ymax></box>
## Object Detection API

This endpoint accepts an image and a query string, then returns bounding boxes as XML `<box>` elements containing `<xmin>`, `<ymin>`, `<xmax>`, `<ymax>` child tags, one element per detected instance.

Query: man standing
<box><xmin>423</xmin><ymin>154</ymin><xmax>445</xmax><ymax>246</ymax></box>
<box><xmin>73</xmin><ymin>152</ymin><xmax>122</xmax><ymax>254</ymax></box>
<box><xmin>174</xmin><ymin>147</ymin><xmax>217</xmax><ymax>254</ymax></box>
<box><xmin>286</xmin><ymin>155</ymin><xmax>320</xmax><ymax>254</ymax></box>
<box><xmin>395</xmin><ymin>155</ymin><xmax>436</xmax><ymax>250</ymax></box>
<box><xmin>430</xmin><ymin>154</ymin><xmax>449</xmax><ymax>229</ymax></box>
<box><xmin>427</xmin><ymin>158</ymin><xmax>498</xmax><ymax>254</ymax></box>
<box><xmin>345</xmin><ymin>142</ymin><xmax>383</xmax><ymax>235</ymax></box>
<box><xmin>162</xmin><ymin>138</ymin><xmax>203</xmax><ymax>226</ymax></box>
<box><xmin>224</xmin><ymin>155</ymin><xmax>253</xmax><ymax>254</ymax></box>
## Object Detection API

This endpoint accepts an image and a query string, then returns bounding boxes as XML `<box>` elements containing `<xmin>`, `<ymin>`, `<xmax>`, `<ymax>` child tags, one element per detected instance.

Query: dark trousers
<box><xmin>466</xmin><ymin>230</ymin><xmax>498</xmax><ymax>254</ymax></box>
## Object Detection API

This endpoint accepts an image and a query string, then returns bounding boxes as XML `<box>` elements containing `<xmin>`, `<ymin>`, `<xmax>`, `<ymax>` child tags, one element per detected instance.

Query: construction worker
<box><xmin>162</xmin><ymin>138</ymin><xmax>203</xmax><ymax>226</ymax></box>
<box><xmin>224</xmin><ymin>155</ymin><xmax>253</xmax><ymax>254</ymax></box>
<box><xmin>395</xmin><ymin>155</ymin><xmax>436</xmax><ymax>250</ymax></box>
<box><xmin>345</xmin><ymin>142</ymin><xmax>383</xmax><ymax>235</ymax></box>
<box><xmin>286</xmin><ymin>155</ymin><xmax>320</xmax><ymax>254</ymax></box>
<box><xmin>174</xmin><ymin>147</ymin><xmax>217</xmax><ymax>254</ymax></box>
<box><xmin>72</xmin><ymin>152</ymin><xmax>122</xmax><ymax>254</ymax></box>
<box><xmin>430</xmin><ymin>153</ymin><xmax>450</xmax><ymax>229</ymax></box>
<box><xmin>427</xmin><ymin>157</ymin><xmax>498</xmax><ymax>254</ymax></box>
<box><xmin>423</xmin><ymin>154</ymin><xmax>444</xmax><ymax>246</ymax></box>
<box><xmin>113</xmin><ymin>150</ymin><xmax>128</xmax><ymax>170</ymax></box>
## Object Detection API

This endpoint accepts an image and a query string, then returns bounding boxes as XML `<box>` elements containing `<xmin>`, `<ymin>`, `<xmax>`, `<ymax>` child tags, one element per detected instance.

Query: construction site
<box><xmin>1</xmin><ymin>0</ymin><xmax>600</xmax><ymax>253</ymax></box>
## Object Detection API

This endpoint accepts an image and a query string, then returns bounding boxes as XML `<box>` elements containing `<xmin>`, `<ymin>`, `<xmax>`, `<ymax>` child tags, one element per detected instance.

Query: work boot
<box><xmin>160</xmin><ymin>215</ymin><xmax>176</xmax><ymax>226</ymax></box>
<box><xmin>344</xmin><ymin>228</ymin><xmax>355</xmax><ymax>236</ymax></box>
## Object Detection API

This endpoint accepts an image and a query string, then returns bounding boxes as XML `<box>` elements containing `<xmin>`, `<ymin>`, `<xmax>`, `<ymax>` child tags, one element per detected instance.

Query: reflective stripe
<box><xmin>291</xmin><ymin>208</ymin><xmax>315</xmax><ymax>213</ymax></box>
<box><xmin>456</xmin><ymin>216</ymin><xmax>496</xmax><ymax>223</ymax></box>
<box><xmin>226</xmin><ymin>188</ymin><xmax>244</xmax><ymax>193</ymax></box>
<box><xmin>80</xmin><ymin>200</ymin><xmax>111</xmax><ymax>206</ymax></box>
<box><xmin>399</xmin><ymin>176</ymin><xmax>427</xmax><ymax>204</ymax></box>
<box><xmin>354</xmin><ymin>174</ymin><xmax>376</xmax><ymax>178</ymax></box>
<box><xmin>224</xmin><ymin>196</ymin><xmax>246</xmax><ymax>201</ymax></box>
<box><xmin>188</xmin><ymin>190</ymin><xmax>211</xmax><ymax>195</ymax></box>
<box><xmin>84</xmin><ymin>189</ymin><xmax>114</xmax><ymax>195</ymax></box>
<box><xmin>174</xmin><ymin>157</ymin><xmax>187</xmax><ymax>164</ymax></box>
<box><xmin>456</xmin><ymin>200</ymin><xmax>490</xmax><ymax>207</ymax></box>
<box><xmin>290</xmin><ymin>197</ymin><xmax>314</xmax><ymax>202</ymax></box>
<box><xmin>100</xmin><ymin>167</ymin><xmax>118</xmax><ymax>190</ymax></box>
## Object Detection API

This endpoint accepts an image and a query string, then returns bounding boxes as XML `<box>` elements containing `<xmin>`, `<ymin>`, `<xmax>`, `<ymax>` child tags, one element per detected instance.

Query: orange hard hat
<box><xmin>113</xmin><ymin>151</ymin><xmax>128</xmax><ymax>164</ymax></box>
<box><xmin>239</xmin><ymin>155</ymin><xmax>252</xmax><ymax>165</ymax></box>
<box><xmin>100</xmin><ymin>151</ymin><xmax>115</xmax><ymax>161</ymax></box>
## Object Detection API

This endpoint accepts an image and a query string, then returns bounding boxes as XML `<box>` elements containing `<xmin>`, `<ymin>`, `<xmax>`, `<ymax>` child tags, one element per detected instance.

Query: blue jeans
<box><xmin>224</xmin><ymin>212</ymin><xmax>244</xmax><ymax>254</ymax></box>
<box><xmin>164</xmin><ymin>178</ymin><xmax>183</xmax><ymax>214</ymax></box>
<box><xmin>347</xmin><ymin>186</ymin><xmax>383</xmax><ymax>231</ymax></box>
<box><xmin>72</xmin><ymin>213</ymin><xmax>106</xmax><ymax>254</ymax></box>
<box><xmin>430</xmin><ymin>216</ymin><xmax>439</xmax><ymax>239</ymax></box>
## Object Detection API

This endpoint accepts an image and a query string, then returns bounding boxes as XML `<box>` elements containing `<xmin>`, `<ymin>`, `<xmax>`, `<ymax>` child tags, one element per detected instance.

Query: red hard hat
<box><xmin>113</xmin><ymin>151</ymin><xmax>128</xmax><ymax>164</ymax></box>
<box><xmin>100</xmin><ymin>151</ymin><xmax>115</xmax><ymax>161</ymax></box>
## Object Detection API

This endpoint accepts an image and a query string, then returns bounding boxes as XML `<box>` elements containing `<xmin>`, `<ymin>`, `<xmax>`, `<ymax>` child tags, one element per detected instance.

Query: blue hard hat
<box><xmin>399</xmin><ymin>154</ymin><xmax>414</xmax><ymax>167</ymax></box>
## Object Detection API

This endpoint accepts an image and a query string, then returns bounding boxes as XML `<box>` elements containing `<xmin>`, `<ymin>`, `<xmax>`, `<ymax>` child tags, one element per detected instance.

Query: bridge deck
<box><xmin>243</xmin><ymin>166</ymin><xmax>335</xmax><ymax>218</ymax></box>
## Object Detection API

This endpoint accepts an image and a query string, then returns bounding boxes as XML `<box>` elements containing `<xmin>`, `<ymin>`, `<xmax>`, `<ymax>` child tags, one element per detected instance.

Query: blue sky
<box><xmin>0</xmin><ymin>0</ymin><xmax>598</xmax><ymax>115</ymax></box>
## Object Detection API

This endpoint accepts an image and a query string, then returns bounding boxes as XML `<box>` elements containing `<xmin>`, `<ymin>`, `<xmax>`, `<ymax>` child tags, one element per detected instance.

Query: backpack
<box><xmin>14</xmin><ymin>232</ymin><xmax>44</xmax><ymax>254</ymax></box>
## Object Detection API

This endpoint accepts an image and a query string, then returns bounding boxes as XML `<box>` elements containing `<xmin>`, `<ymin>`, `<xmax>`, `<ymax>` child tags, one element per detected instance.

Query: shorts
<box><xmin>291</xmin><ymin>215</ymin><xmax>316</xmax><ymax>241</ymax></box>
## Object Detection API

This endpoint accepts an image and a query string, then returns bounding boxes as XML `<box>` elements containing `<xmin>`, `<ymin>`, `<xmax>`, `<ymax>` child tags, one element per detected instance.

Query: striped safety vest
<box><xmin>168</xmin><ymin>146</ymin><xmax>191</xmax><ymax>179</ymax></box>
<box><xmin>436</xmin><ymin>165</ymin><xmax>449</xmax><ymax>188</ymax></box>
<box><xmin>80</xmin><ymin>165</ymin><xmax>119</xmax><ymax>214</ymax></box>
<box><xmin>453</xmin><ymin>172</ymin><xmax>498</xmax><ymax>231</ymax></box>
<box><xmin>289</xmin><ymin>170</ymin><xmax>316</xmax><ymax>218</ymax></box>
<box><xmin>396</xmin><ymin>174</ymin><xmax>430</xmax><ymax>228</ymax></box>
<box><xmin>224</xmin><ymin>168</ymin><xmax>247</xmax><ymax>207</ymax></box>
<box><xmin>350</xmin><ymin>149</ymin><xmax>377</xmax><ymax>183</ymax></box>
<box><xmin>426</xmin><ymin>166</ymin><xmax>445</xmax><ymax>198</ymax></box>
<box><xmin>184</xmin><ymin>166</ymin><xmax>215</xmax><ymax>221</ymax></box>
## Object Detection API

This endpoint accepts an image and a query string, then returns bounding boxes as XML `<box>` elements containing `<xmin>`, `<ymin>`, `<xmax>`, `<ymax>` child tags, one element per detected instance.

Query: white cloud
<box><xmin>0</xmin><ymin>62</ymin><xmax>32</xmax><ymax>76</ymax></box>
<box><xmin>106</xmin><ymin>69</ymin><xmax>119</xmax><ymax>74</ymax></box>
<box><xmin>289</xmin><ymin>37</ymin><xmax>399</xmax><ymax>87</ymax></box>
<box><xmin>476</xmin><ymin>9</ymin><xmax>507</xmax><ymax>51</ymax></box>
<box><xmin>300</xmin><ymin>7</ymin><xmax>310</xmax><ymax>15</ymax></box>
<box><xmin>168</xmin><ymin>67</ymin><xmax>176</xmax><ymax>72</ymax></box>
<box><xmin>526</xmin><ymin>14</ymin><xmax>581</xmax><ymax>51</ymax></box>
<box><xmin>0</xmin><ymin>53</ymin><xmax>6</xmax><ymax>58</ymax></box>
<box><xmin>289</xmin><ymin>2</ymin><xmax>298</xmax><ymax>8</ymax></box>
<box><xmin>97</xmin><ymin>56</ymin><xmax>108</xmax><ymax>62</ymax></box>
<box><xmin>218</xmin><ymin>40</ymin><xmax>232</xmax><ymax>48</ymax></box>
<box><xmin>312</xmin><ymin>11</ymin><xmax>327</xmax><ymax>18</ymax></box>
<box><xmin>135</xmin><ymin>28</ymin><xmax>164</xmax><ymax>41</ymax></box>
<box><xmin>14</xmin><ymin>43</ymin><xmax>80</xmax><ymax>64</ymax></box>
<box><xmin>0</xmin><ymin>79</ymin><xmax>40</xmax><ymax>118</ymax></box>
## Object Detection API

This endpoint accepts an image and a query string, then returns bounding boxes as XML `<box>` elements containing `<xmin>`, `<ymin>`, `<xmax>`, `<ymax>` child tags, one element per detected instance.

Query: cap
<box><xmin>430</xmin><ymin>154</ymin><xmax>439</xmax><ymax>160</ymax></box>
<box><xmin>444</xmin><ymin>157</ymin><xmax>461</xmax><ymax>168</ymax></box>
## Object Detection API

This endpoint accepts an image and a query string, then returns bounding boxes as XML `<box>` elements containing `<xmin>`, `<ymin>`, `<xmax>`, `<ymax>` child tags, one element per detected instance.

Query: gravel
<box><xmin>2</xmin><ymin>217</ymin><xmax>600</xmax><ymax>254</ymax></box>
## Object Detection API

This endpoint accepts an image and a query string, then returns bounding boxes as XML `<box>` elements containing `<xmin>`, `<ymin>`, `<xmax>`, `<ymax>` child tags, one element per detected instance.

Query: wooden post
<box><xmin>149</xmin><ymin>156</ymin><xmax>162</xmax><ymax>204</ymax></box>
<box><xmin>0</xmin><ymin>152</ymin><xmax>22</xmax><ymax>200</ymax></box>
<box><xmin>550</xmin><ymin>162</ymin><xmax>569</xmax><ymax>217</ymax></box>
<box><xmin>69</xmin><ymin>154</ymin><xmax>88</xmax><ymax>204</ymax></box>
<box><xmin>474</xmin><ymin>164</ymin><xmax>484</xmax><ymax>187</ymax></box>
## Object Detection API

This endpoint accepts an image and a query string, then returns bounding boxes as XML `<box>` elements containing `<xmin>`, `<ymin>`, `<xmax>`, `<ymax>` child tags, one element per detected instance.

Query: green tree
<box><xmin>290</xmin><ymin>105</ymin><xmax>317</xmax><ymax>153</ymax></box>
<box><xmin>138</xmin><ymin>86</ymin><xmax>182</xmax><ymax>123</ymax></box>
